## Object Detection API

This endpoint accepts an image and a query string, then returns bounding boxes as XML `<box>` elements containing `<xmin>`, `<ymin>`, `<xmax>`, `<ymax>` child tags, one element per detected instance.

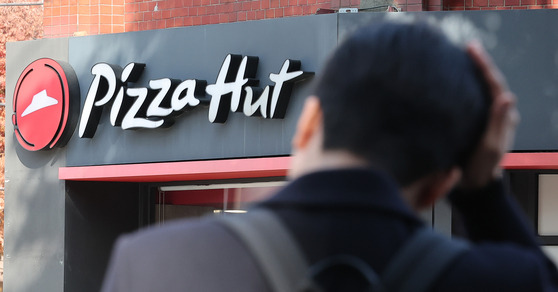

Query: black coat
<box><xmin>102</xmin><ymin>168</ymin><xmax>558</xmax><ymax>291</ymax></box>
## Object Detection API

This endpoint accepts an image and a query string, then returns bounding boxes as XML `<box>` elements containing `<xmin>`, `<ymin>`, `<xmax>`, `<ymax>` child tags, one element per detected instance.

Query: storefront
<box><xmin>5</xmin><ymin>10</ymin><xmax>558</xmax><ymax>292</ymax></box>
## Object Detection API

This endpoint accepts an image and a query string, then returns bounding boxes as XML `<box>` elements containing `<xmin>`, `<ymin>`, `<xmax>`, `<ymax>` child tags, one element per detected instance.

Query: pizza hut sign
<box><xmin>79</xmin><ymin>54</ymin><xmax>314</xmax><ymax>138</ymax></box>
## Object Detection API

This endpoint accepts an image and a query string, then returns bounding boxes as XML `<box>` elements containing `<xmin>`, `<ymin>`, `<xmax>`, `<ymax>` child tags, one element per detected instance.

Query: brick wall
<box><xmin>41</xmin><ymin>0</ymin><xmax>558</xmax><ymax>38</ymax></box>
<box><xmin>44</xmin><ymin>0</ymin><xmax>124</xmax><ymax>37</ymax></box>
<box><xmin>43</xmin><ymin>0</ymin><xmax>360</xmax><ymax>37</ymax></box>
<box><xmin>123</xmin><ymin>0</ymin><xmax>338</xmax><ymax>32</ymax></box>
<box><xmin>444</xmin><ymin>0</ymin><xmax>558</xmax><ymax>9</ymax></box>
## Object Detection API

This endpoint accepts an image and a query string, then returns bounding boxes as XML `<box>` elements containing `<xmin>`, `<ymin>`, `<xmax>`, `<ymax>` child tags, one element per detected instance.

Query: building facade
<box><xmin>5</xmin><ymin>3</ymin><xmax>558</xmax><ymax>292</ymax></box>
<box><xmin>41</xmin><ymin>0</ymin><xmax>558</xmax><ymax>38</ymax></box>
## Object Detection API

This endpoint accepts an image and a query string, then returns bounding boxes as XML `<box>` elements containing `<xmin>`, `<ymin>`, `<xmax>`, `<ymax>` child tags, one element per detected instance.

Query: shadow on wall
<box><xmin>4</xmin><ymin>157</ymin><xmax>65</xmax><ymax>292</ymax></box>
<box><xmin>64</xmin><ymin>180</ymin><xmax>148</xmax><ymax>292</ymax></box>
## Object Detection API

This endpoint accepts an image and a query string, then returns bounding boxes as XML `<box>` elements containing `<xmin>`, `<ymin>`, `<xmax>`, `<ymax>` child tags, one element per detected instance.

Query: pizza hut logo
<box><xmin>78</xmin><ymin>54</ymin><xmax>313</xmax><ymax>138</ymax></box>
<box><xmin>12</xmin><ymin>58</ymin><xmax>80</xmax><ymax>151</ymax></box>
<box><xmin>13</xmin><ymin>55</ymin><xmax>312</xmax><ymax>151</ymax></box>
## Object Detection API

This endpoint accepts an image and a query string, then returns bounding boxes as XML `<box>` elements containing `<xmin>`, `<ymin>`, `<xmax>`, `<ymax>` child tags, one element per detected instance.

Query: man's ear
<box><xmin>292</xmin><ymin>96</ymin><xmax>323</xmax><ymax>150</ymax></box>
<box><xmin>416</xmin><ymin>167</ymin><xmax>462</xmax><ymax>209</ymax></box>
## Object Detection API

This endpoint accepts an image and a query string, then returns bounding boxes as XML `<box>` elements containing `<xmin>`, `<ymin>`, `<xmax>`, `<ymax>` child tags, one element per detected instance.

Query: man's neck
<box><xmin>289</xmin><ymin>148</ymin><xmax>428</xmax><ymax>213</ymax></box>
<box><xmin>288</xmin><ymin>149</ymin><xmax>370</xmax><ymax>180</ymax></box>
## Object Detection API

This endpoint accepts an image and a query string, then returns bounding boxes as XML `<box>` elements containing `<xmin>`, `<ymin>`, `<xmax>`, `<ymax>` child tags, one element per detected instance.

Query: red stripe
<box><xmin>502</xmin><ymin>152</ymin><xmax>558</xmax><ymax>169</ymax></box>
<box><xmin>58</xmin><ymin>153</ymin><xmax>558</xmax><ymax>182</ymax></box>
<box><xmin>59</xmin><ymin>157</ymin><xmax>291</xmax><ymax>182</ymax></box>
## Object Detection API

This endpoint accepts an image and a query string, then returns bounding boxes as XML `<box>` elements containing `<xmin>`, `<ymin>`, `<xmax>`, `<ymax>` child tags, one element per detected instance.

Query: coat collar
<box><xmin>260</xmin><ymin>168</ymin><xmax>423</xmax><ymax>224</ymax></box>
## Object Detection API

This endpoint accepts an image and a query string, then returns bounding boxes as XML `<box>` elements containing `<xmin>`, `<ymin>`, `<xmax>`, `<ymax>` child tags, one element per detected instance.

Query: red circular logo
<box><xmin>12</xmin><ymin>58</ymin><xmax>80</xmax><ymax>151</ymax></box>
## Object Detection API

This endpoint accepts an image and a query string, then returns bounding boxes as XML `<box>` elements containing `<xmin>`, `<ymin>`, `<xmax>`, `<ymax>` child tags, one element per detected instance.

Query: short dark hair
<box><xmin>315</xmin><ymin>21</ymin><xmax>490</xmax><ymax>186</ymax></box>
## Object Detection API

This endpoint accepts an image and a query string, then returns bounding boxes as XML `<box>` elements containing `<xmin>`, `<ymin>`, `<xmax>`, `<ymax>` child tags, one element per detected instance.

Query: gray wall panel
<box><xmin>338</xmin><ymin>10</ymin><xmax>558</xmax><ymax>151</ymax></box>
<box><xmin>483</xmin><ymin>10</ymin><xmax>558</xmax><ymax>151</ymax></box>
<box><xmin>67</xmin><ymin>14</ymin><xmax>338</xmax><ymax>166</ymax></box>
<box><xmin>5</xmin><ymin>38</ymin><xmax>68</xmax><ymax>292</ymax></box>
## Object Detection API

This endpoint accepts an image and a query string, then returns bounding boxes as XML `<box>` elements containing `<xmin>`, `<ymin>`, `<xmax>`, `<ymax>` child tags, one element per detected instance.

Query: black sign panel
<box><xmin>66</xmin><ymin>15</ymin><xmax>337</xmax><ymax>166</ymax></box>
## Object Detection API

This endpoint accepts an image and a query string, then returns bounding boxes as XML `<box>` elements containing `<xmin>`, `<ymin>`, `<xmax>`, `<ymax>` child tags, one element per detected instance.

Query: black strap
<box><xmin>308</xmin><ymin>254</ymin><xmax>386</xmax><ymax>292</ymax></box>
<box><xmin>382</xmin><ymin>227</ymin><xmax>469</xmax><ymax>292</ymax></box>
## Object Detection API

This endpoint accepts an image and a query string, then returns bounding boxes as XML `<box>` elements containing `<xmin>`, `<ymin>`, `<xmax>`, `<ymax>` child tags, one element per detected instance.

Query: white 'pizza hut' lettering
<box><xmin>78</xmin><ymin>54</ymin><xmax>313</xmax><ymax>139</ymax></box>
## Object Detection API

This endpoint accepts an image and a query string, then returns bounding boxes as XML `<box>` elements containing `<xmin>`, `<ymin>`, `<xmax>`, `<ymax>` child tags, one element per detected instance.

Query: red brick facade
<box><xmin>44</xmin><ymin>0</ymin><xmax>344</xmax><ymax>37</ymax></box>
<box><xmin>443</xmin><ymin>0</ymin><xmax>557</xmax><ymax>10</ymax></box>
<box><xmin>123</xmin><ymin>0</ymin><xmax>337</xmax><ymax>31</ymax></box>
<box><xmin>41</xmin><ymin>0</ymin><xmax>558</xmax><ymax>38</ymax></box>
<box><xmin>44</xmin><ymin>0</ymin><xmax>124</xmax><ymax>36</ymax></box>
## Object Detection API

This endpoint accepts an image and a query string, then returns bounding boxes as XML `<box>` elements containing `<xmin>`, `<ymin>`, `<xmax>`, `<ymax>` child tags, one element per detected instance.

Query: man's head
<box><xmin>299</xmin><ymin>20</ymin><xmax>491</xmax><ymax>187</ymax></box>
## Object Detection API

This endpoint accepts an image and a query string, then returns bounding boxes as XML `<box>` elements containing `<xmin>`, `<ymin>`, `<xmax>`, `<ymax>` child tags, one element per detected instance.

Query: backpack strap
<box><xmin>219</xmin><ymin>209</ymin><xmax>469</xmax><ymax>292</ymax></box>
<box><xmin>218</xmin><ymin>209</ymin><xmax>310</xmax><ymax>292</ymax></box>
<box><xmin>307</xmin><ymin>254</ymin><xmax>386</xmax><ymax>292</ymax></box>
<box><xmin>382</xmin><ymin>227</ymin><xmax>469</xmax><ymax>292</ymax></box>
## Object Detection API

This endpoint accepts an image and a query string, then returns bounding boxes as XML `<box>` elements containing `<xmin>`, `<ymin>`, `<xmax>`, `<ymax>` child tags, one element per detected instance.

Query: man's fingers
<box><xmin>489</xmin><ymin>93</ymin><xmax>515</xmax><ymax>136</ymax></box>
<box><xmin>467</xmin><ymin>41</ymin><xmax>518</xmax><ymax>147</ymax></box>
<box><xmin>459</xmin><ymin>42</ymin><xmax>519</xmax><ymax>188</ymax></box>
<box><xmin>483</xmin><ymin>93</ymin><xmax>518</xmax><ymax>151</ymax></box>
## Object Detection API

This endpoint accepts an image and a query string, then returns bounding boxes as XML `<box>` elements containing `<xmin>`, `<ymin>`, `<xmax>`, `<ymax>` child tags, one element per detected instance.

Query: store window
<box><xmin>539</xmin><ymin>174</ymin><xmax>558</xmax><ymax>235</ymax></box>
<box><xmin>450</xmin><ymin>170</ymin><xmax>558</xmax><ymax>264</ymax></box>
<box><xmin>155</xmin><ymin>181</ymin><xmax>285</xmax><ymax>224</ymax></box>
<box><xmin>538</xmin><ymin>174</ymin><xmax>558</xmax><ymax>262</ymax></box>
<box><xmin>506</xmin><ymin>170</ymin><xmax>558</xmax><ymax>264</ymax></box>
